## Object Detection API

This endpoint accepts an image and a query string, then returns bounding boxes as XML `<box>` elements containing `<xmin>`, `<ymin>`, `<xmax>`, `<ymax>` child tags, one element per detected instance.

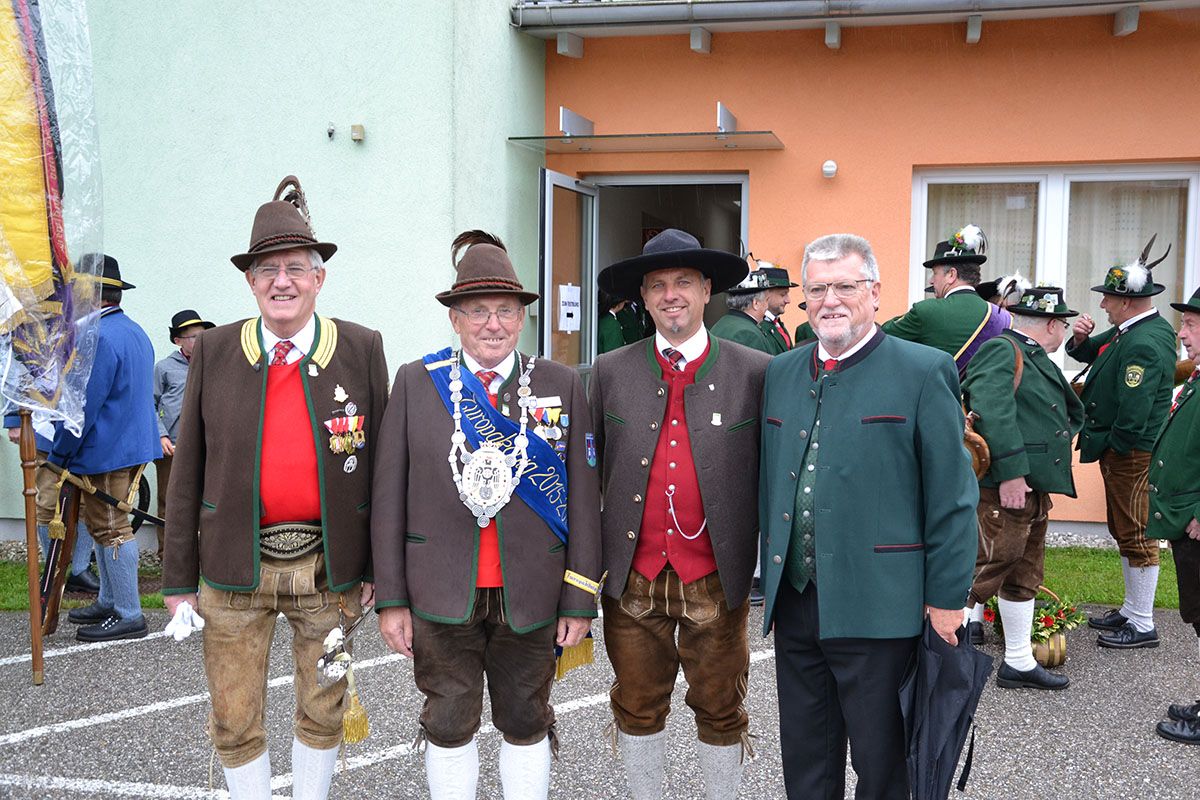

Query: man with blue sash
<box><xmin>371</xmin><ymin>231</ymin><xmax>602</xmax><ymax>800</ymax></box>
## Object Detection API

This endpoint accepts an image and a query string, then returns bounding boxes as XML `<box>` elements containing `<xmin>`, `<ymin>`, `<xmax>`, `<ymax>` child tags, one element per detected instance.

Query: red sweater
<box><xmin>259</xmin><ymin>361</ymin><xmax>321</xmax><ymax>526</ymax></box>
<box><xmin>631</xmin><ymin>345</ymin><xmax>718</xmax><ymax>584</ymax></box>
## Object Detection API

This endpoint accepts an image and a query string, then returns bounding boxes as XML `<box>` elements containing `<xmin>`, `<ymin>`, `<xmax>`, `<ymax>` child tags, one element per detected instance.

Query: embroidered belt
<box><xmin>259</xmin><ymin>522</ymin><xmax>323</xmax><ymax>559</ymax></box>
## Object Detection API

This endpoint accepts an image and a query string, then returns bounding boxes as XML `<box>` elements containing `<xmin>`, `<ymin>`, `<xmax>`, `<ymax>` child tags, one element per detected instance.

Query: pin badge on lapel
<box><xmin>711</xmin><ymin>413</ymin><xmax>722</xmax><ymax>426</ymax></box>
<box><xmin>334</xmin><ymin>385</ymin><xmax>349</xmax><ymax>402</ymax></box>
<box><xmin>309</xmin><ymin>364</ymin><xmax>319</xmax><ymax>377</ymax></box>
<box><xmin>343</xmin><ymin>455</ymin><xmax>358</xmax><ymax>473</ymax></box>
<box><xmin>709</xmin><ymin>384</ymin><xmax>715</xmax><ymax>391</ymax></box>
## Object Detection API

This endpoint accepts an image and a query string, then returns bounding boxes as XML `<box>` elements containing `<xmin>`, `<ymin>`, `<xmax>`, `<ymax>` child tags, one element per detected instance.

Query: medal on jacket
<box><xmin>448</xmin><ymin>353</ymin><xmax>537</xmax><ymax>527</ymax></box>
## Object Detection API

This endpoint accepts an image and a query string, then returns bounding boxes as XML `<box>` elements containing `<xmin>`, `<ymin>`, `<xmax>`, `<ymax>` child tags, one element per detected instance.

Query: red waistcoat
<box><xmin>259</xmin><ymin>361</ymin><xmax>321</xmax><ymax>525</ymax></box>
<box><xmin>631</xmin><ymin>345</ymin><xmax>718</xmax><ymax>584</ymax></box>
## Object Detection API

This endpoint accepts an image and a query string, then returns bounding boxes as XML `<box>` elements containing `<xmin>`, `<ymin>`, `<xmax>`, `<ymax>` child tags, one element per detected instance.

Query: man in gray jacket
<box><xmin>152</xmin><ymin>309</ymin><xmax>213</xmax><ymax>558</ymax></box>
<box><xmin>591</xmin><ymin>229</ymin><xmax>771</xmax><ymax>800</ymax></box>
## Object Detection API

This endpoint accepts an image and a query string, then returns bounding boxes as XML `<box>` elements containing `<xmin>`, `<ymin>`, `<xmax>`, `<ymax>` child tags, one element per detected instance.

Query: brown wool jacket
<box><xmin>162</xmin><ymin>316</ymin><xmax>388</xmax><ymax>595</ymax></box>
<box><xmin>370</xmin><ymin>352</ymin><xmax>602</xmax><ymax>633</ymax></box>
<box><xmin>589</xmin><ymin>334</ymin><xmax>771</xmax><ymax>605</ymax></box>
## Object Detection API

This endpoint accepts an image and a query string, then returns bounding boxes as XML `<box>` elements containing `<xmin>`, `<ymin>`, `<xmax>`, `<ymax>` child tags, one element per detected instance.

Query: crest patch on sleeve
<box><xmin>1124</xmin><ymin>365</ymin><xmax>1145</xmax><ymax>388</ymax></box>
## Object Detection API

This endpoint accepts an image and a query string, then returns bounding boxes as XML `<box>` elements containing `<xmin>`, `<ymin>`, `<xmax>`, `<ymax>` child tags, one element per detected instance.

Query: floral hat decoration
<box><xmin>1093</xmin><ymin>234</ymin><xmax>1170</xmax><ymax>297</ymax></box>
<box><xmin>924</xmin><ymin>224</ymin><xmax>988</xmax><ymax>268</ymax></box>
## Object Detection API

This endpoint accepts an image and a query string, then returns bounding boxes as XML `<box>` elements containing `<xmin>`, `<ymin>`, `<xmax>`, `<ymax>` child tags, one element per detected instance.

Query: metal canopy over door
<box><xmin>538</xmin><ymin>168</ymin><xmax>598</xmax><ymax>375</ymax></box>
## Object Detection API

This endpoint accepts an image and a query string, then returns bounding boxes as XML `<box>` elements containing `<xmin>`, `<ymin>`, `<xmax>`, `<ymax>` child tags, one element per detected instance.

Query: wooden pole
<box><xmin>18</xmin><ymin>409</ymin><xmax>44</xmax><ymax>685</ymax></box>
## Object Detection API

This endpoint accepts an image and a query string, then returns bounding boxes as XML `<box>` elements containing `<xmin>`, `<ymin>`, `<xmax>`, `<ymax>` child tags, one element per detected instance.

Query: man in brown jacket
<box><xmin>591</xmin><ymin>229</ymin><xmax>771</xmax><ymax>800</ymax></box>
<box><xmin>162</xmin><ymin>177</ymin><xmax>387</xmax><ymax>800</ymax></box>
<box><xmin>371</xmin><ymin>231</ymin><xmax>602</xmax><ymax>800</ymax></box>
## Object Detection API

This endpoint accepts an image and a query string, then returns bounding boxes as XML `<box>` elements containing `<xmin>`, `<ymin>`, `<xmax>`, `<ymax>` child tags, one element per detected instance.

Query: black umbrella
<box><xmin>899</xmin><ymin>618</ymin><xmax>994</xmax><ymax>799</ymax></box>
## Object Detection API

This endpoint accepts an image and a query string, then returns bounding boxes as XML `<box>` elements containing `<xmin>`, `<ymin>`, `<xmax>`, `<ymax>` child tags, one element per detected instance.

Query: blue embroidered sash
<box><xmin>424</xmin><ymin>348</ymin><xmax>569</xmax><ymax>543</ymax></box>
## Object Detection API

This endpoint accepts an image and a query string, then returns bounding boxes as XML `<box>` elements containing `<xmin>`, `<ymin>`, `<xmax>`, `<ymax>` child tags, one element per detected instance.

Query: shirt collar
<box><xmin>818</xmin><ymin>324</ymin><xmax>877</xmax><ymax>362</ymax></box>
<box><xmin>656</xmin><ymin>325</ymin><xmax>709</xmax><ymax>366</ymax></box>
<box><xmin>261</xmin><ymin>314</ymin><xmax>316</xmax><ymax>357</ymax></box>
<box><xmin>1119</xmin><ymin>307</ymin><xmax>1158</xmax><ymax>332</ymax></box>
<box><xmin>460</xmin><ymin>348</ymin><xmax>516</xmax><ymax>389</ymax></box>
<box><xmin>946</xmin><ymin>285</ymin><xmax>977</xmax><ymax>297</ymax></box>
<box><xmin>763</xmin><ymin>311</ymin><xmax>777</xmax><ymax>322</ymax></box>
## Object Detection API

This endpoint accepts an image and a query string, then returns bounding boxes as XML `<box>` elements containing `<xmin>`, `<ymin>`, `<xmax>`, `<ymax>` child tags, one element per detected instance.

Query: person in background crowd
<box><xmin>711</xmin><ymin>269</ymin><xmax>777</xmax><ymax>355</ymax></box>
<box><xmin>757</xmin><ymin>263</ymin><xmax>799</xmax><ymax>353</ymax></box>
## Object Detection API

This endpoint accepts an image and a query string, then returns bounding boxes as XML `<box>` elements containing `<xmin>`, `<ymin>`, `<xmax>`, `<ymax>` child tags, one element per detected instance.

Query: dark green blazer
<box><xmin>712</xmin><ymin>309</ymin><xmax>777</xmax><ymax>355</ymax></box>
<box><xmin>793</xmin><ymin>321</ymin><xmax>816</xmax><ymax>344</ymax></box>
<box><xmin>1147</xmin><ymin>372</ymin><xmax>1200</xmax><ymax>541</ymax></box>
<box><xmin>759</xmin><ymin>317</ymin><xmax>789</xmax><ymax>355</ymax></box>
<box><xmin>962</xmin><ymin>330</ymin><xmax>1083</xmax><ymax>495</ymax></box>
<box><xmin>1066</xmin><ymin>311</ymin><xmax>1177</xmax><ymax>462</ymax></box>
<box><xmin>881</xmin><ymin>289</ymin><xmax>992</xmax><ymax>358</ymax></box>
<box><xmin>759</xmin><ymin>328</ymin><xmax>979</xmax><ymax>639</ymax></box>
<box><xmin>598</xmin><ymin>312</ymin><xmax>625</xmax><ymax>355</ymax></box>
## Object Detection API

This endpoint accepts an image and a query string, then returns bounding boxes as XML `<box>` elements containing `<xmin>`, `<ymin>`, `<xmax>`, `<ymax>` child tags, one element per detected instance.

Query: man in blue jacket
<box><xmin>51</xmin><ymin>255</ymin><xmax>161</xmax><ymax>641</ymax></box>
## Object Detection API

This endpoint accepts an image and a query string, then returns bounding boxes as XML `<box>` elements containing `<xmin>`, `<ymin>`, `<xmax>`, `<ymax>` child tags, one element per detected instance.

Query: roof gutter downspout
<box><xmin>511</xmin><ymin>1</ymin><xmax>1176</xmax><ymax>31</ymax></box>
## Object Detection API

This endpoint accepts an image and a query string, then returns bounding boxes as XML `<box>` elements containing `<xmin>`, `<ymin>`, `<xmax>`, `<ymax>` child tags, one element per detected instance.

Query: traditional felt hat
<box><xmin>725</xmin><ymin>270</ymin><xmax>772</xmax><ymax>296</ymax></box>
<box><xmin>1092</xmin><ymin>234</ymin><xmax>1169</xmax><ymax>297</ymax></box>
<box><xmin>758</xmin><ymin>265</ymin><xmax>799</xmax><ymax>289</ymax></box>
<box><xmin>598</xmin><ymin>228</ymin><xmax>748</xmax><ymax>302</ymax></box>
<box><xmin>1171</xmin><ymin>285</ymin><xmax>1200</xmax><ymax>315</ymax></box>
<box><xmin>976</xmin><ymin>272</ymin><xmax>1031</xmax><ymax>304</ymax></box>
<box><xmin>1009</xmin><ymin>286</ymin><xmax>1077</xmax><ymax>318</ymax></box>
<box><xmin>924</xmin><ymin>224</ymin><xmax>988</xmax><ymax>268</ymax></box>
<box><xmin>91</xmin><ymin>254</ymin><xmax>134</xmax><ymax>290</ymax></box>
<box><xmin>436</xmin><ymin>230</ymin><xmax>539</xmax><ymax>307</ymax></box>
<box><xmin>169</xmin><ymin>309</ymin><xmax>215</xmax><ymax>340</ymax></box>
<box><xmin>230</xmin><ymin>175</ymin><xmax>337</xmax><ymax>271</ymax></box>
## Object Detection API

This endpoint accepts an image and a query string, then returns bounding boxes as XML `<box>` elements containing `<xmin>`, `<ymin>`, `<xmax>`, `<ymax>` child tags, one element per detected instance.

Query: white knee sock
<box><xmin>696</xmin><ymin>740</ymin><xmax>745</xmax><ymax>800</ymax></box>
<box><xmin>998</xmin><ymin>598</ymin><xmax>1037</xmax><ymax>672</ymax></box>
<box><xmin>222</xmin><ymin>751</ymin><xmax>271</xmax><ymax>800</ymax></box>
<box><xmin>1120</xmin><ymin>563</ymin><xmax>1160</xmax><ymax>633</ymax></box>
<box><xmin>618</xmin><ymin>729</ymin><xmax>667</xmax><ymax>800</ymax></box>
<box><xmin>425</xmin><ymin>739</ymin><xmax>479</xmax><ymax>800</ymax></box>
<box><xmin>966</xmin><ymin>603</ymin><xmax>985</xmax><ymax>624</ymax></box>
<box><xmin>291</xmin><ymin>737</ymin><xmax>338</xmax><ymax>800</ymax></box>
<box><xmin>498</xmin><ymin>737</ymin><xmax>551</xmax><ymax>800</ymax></box>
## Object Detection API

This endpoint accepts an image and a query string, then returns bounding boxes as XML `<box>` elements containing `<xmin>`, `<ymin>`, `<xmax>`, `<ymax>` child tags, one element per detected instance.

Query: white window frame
<box><xmin>912</xmin><ymin>163</ymin><xmax>1200</xmax><ymax>366</ymax></box>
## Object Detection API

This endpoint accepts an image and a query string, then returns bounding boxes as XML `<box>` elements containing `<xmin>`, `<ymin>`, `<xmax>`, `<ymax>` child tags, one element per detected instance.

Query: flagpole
<box><xmin>18</xmin><ymin>409</ymin><xmax>44</xmax><ymax>685</ymax></box>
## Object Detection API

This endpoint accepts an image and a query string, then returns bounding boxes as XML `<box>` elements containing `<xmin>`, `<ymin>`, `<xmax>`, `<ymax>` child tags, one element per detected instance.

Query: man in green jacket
<box><xmin>1148</xmin><ymin>286</ymin><xmax>1200</xmax><ymax>744</ymax></box>
<box><xmin>962</xmin><ymin>287</ymin><xmax>1084</xmax><ymax>691</ymax></box>
<box><xmin>598</xmin><ymin>291</ymin><xmax>630</xmax><ymax>355</ymax></box>
<box><xmin>711</xmin><ymin>270</ymin><xmax>779</xmax><ymax>355</ymax></box>
<box><xmin>757</xmin><ymin>264</ymin><xmax>799</xmax><ymax>353</ymax></box>
<box><xmin>793</xmin><ymin>302</ymin><xmax>815</xmax><ymax>344</ymax></box>
<box><xmin>1067</xmin><ymin>236</ymin><xmax>1178</xmax><ymax>650</ymax></box>
<box><xmin>760</xmin><ymin>233</ymin><xmax>978</xmax><ymax>799</ymax></box>
<box><xmin>882</xmin><ymin>224</ymin><xmax>1009</xmax><ymax>374</ymax></box>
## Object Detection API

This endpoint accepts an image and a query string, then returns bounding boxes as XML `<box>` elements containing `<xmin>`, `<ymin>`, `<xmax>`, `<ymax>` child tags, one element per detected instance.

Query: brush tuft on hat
<box><xmin>1122</xmin><ymin>261</ymin><xmax>1150</xmax><ymax>292</ymax></box>
<box><xmin>452</xmin><ymin>230</ymin><xmax>507</xmax><ymax>264</ymax></box>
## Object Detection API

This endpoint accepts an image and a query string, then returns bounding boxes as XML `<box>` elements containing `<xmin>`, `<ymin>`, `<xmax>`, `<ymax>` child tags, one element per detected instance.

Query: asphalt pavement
<box><xmin>0</xmin><ymin>603</ymin><xmax>1197</xmax><ymax>799</ymax></box>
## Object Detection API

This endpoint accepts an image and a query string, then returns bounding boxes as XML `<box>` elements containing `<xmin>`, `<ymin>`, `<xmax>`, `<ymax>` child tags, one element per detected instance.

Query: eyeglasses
<box><xmin>252</xmin><ymin>264</ymin><xmax>315</xmax><ymax>281</ymax></box>
<box><xmin>803</xmin><ymin>279</ymin><xmax>872</xmax><ymax>301</ymax></box>
<box><xmin>455</xmin><ymin>306</ymin><xmax>522</xmax><ymax>325</ymax></box>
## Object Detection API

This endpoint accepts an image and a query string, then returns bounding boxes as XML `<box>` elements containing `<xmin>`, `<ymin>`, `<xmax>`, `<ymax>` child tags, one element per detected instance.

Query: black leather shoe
<box><xmin>968</xmin><ymin>621</ymin><xmax>984</xmax><ymax>646</ymax></box>
<box><xmin>1087</xmin><ymin>608</ymin><xmax>1128</xmax><ymax>631</ymax></box>
<box><xmin>75</xmin><ymin>614</ymin><xmax>148</xmax><ymax>642</ymax></box>
<box><xmin>749</xmin><ymin>578</ymin><xmax>765</xmax><ymax>607</ymax></box>
<box><xmin>1168</xmin><ymin>701</ymin><xmax>1200</xmax><ymax>723</ymax></box>
<box><xmin>1156</xmin><ymin>717</ymin><xmax>1200</xmax><ymax>745</ymax></box>
<box><xmin>65</xmin><ymin>569</ymin><xmax>100</xmax><ymax>594</ymax></box>
<box><xmin>995</xmin><ymin>661</ymin><xmax>1070</xmax><ymax>690</ymax></box>
<box><xmin>67</xmin><ymin>601</ymin><xmax>115</xmax><ymax>625</ymax></box>
<box><xmin>1097</xmin><ymin>622</ymin><xmax>1159</xmax><ymax>649</ymax></box>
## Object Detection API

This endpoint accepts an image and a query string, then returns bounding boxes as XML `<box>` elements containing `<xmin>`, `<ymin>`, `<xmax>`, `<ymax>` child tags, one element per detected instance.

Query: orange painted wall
<box><xmin>543</xmin><ymin>11</ymin><xmax>1200</xmax><ymax>523</ymax></box>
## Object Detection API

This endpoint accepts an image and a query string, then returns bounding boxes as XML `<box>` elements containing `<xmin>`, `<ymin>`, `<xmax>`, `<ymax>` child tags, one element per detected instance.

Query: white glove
<box><xmin>165</xmin><ymin>601</ymin><xmax>206</xmax><ymax>641</ymax></box>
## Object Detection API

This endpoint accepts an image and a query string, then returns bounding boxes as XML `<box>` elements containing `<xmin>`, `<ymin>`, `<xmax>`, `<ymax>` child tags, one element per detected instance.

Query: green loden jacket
<box><xmin>881</xmin><ymin>288</ymin><xmax>993</xmax><ymax>358</ymax></box>
<box><xmin>793</xmin><ymin>321</ymin><xmax>816</xmax><ymax>344</ymax></box>
<box><xmin>712</xmin><ymin>309</ymin><xmax>777</xmax><ymax>355</ymax></box>
<box><xmin>962</xmin><ymin>330</ymin><xmax>1084</xmax><ymax>495</ymax></box>
<box><xmin>1066</xmin><ymin>311</ymin><xmax>1177</xmax><ymax>463</ymax></box>
<box><xmin>598</xmin><ymin>311</ymin><xmax>626</xmax><ymax>355</ymax></box>
<box><xmin>1147</xmin><ymin>371</ymin><xmax>1200</xmax><ymax>541</ymax></box>
<box><xmin>758</xmin><ymin>328</ymin><xmax>979</xmax><ymax>639</ymax></box>
<box><xmin>759</xmin><ymin>317</ymin><xmax>789</xmax><ymax>355</ymax></box>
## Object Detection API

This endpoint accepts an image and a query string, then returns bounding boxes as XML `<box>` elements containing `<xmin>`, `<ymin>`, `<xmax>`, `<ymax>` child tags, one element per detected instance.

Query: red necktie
<box><xmin>822</xmin><ymin>359</ymin><xmax>838</xmax><ymax>373</ymax></box>
<box><xmin>775</xmin><ymin>319</ymin><xmax>793</xmax><ymax>349</ymax></box>
<box><xmin>475</xmin><ymin>370</ymin><xmax>500</xmax><ymax>408</ymax></box>
<box><xmin>1170</xmin><ymin>368</ymin><xmax>1199</xmax><ymax>416</ymax></box>
<box><xmin>270</xmin><ymin>340</ymin><xmax>293</xmax><ymax>366</ymax></box>
<box><xmin>1097</xmin><ymin>330</ymin><xmax>1121</xmax><ymax>357</ymax></box>
<box><xmin>662</xmin><ymin>348</ymin><xmax>685</xmax><ymax>372</ymax></box>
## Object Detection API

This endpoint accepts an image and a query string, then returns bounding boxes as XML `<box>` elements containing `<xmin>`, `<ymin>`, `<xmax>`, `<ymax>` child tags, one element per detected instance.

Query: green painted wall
<box><xmin>1</xmin><ymin>1</ymin><xmax>544</xmax><ymax>523</ymax></box>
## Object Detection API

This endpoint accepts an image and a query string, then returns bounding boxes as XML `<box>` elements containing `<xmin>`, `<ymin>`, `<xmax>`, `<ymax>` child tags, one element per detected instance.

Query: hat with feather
<box><xmin>436</xmin><ymin>230</ymin><xmax>539</xmax><ymax>307</ymax></box>
<box><xmin>1092</xmin><ymin>234</ymin><xmax>1170</xmax><ymax>297</ymax></box>
<box><xmin>924</xmin><ymin>224</ymin><xmax>988</xmax><ymax>268</ymax></box>
<box><xmin>976</xmin><ymin>271</ymin><xmax>1031</xmax><ymax>305</ymax></box>
<box><xmin>230</xmin><ymin>175</ymin><xmax>338</xmax><ymax>271</ymax></box>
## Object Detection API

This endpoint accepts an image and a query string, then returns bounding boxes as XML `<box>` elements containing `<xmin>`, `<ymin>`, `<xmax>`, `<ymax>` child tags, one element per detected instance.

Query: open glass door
<box><xmin>539</xmin><ymin>168</ymin><xmax>598</xmax><ymax>375</ymax></box>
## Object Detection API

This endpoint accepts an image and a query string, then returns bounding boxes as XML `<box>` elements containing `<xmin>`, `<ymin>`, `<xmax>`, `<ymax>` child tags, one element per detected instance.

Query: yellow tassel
<box><xmin>554</xmin><ymin>637</ymin><xmax>594</xmax><ymax>681</ymax></box>
<box><xmin>47</xmin><ymin>504</ymin><xmax>66</xmax><ymax>540</ymax></box>
<box><xmin>342</xmin><ymin>667</ymin><xmax>369</xmax><ymax>744</ymax></box>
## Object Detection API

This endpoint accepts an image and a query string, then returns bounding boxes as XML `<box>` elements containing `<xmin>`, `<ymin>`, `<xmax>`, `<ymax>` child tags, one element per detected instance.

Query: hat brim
<box><xmin>435</xmin><ymin>286</ymin><xmax>540</xmax><ymax>308</ymax></box>
<box><xmin>170</xmin><ymin>320</ymin><xmax>216</xmax><ymax>338</ymax></box>
<box><xmin>231</xmin><ymin>240</ymin><xmax>338</xmax><ymax>271</ymax></box>
<box><xmin>923</xmin><ymin>254</ymin><xmax>987</xmax><ymax>269</ymax></box>
<box><xmin>1010</xmin><ymin>307</ymin><xmax>1079</xmax><ymax>319</ymax></box>
<box><xmin>100</xmin><ymin>276</ymin><xmax>135</xmax><ymax>290</ymax></box>
<box><xmin>1090</xmin><ymin>282</ymin><xmax>1166</xmax><ymax>297</ymax></box>
<box><xmin>598</xmin><ymin>248</ymin><xmax>749</xmax><ymax>302</ymax></box>
<box><xmin>1170</xmin><ymin>301</ymin><xmax>1200</xmax><ymax>314</ymax></box>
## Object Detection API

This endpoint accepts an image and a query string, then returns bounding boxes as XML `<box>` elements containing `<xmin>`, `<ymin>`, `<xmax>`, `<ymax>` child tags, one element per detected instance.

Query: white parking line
<box><xmin>0</xmin><ymin>630</ymin><xmax>172</xmax><ymax>667</ymax></box>
<box><xmin>0</xmin><ymin>773</ymin><xmax>289</xmax><ymax>799</ymax></box>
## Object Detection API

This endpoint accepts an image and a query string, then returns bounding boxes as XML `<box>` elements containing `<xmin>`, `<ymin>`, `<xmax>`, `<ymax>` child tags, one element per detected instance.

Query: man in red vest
<box><xmin>162</xmin><ymin>177</ymin><xmax>387</xmax><ymax>800</ymax></box>
<box><xmin>371</xmin><ymin>231</ymin><xmax>602</xmax><ymax>799</ymax></box>
<box><xmin>591</xmin><ymin>229</ymin><xmax>771</xmax><ymax>800</ymax></box>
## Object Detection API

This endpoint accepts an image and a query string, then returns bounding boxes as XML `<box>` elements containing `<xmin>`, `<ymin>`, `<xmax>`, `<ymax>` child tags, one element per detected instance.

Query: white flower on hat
<box><xmin>956</xmin><ymin>224</ymin><xmax>986</xmax><ymax>253</ymax></box>
<box><xmin>1122</xmin><ymin>260</ymin><xmax>1150</xmax><ymax>292</ymax></box>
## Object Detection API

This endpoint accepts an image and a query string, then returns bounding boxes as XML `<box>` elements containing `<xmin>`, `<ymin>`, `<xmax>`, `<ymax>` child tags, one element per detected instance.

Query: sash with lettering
<box><xmin>424</xmin><ymin>347</ymin><xmax>569</xmax><ymax>543</ymax></box>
